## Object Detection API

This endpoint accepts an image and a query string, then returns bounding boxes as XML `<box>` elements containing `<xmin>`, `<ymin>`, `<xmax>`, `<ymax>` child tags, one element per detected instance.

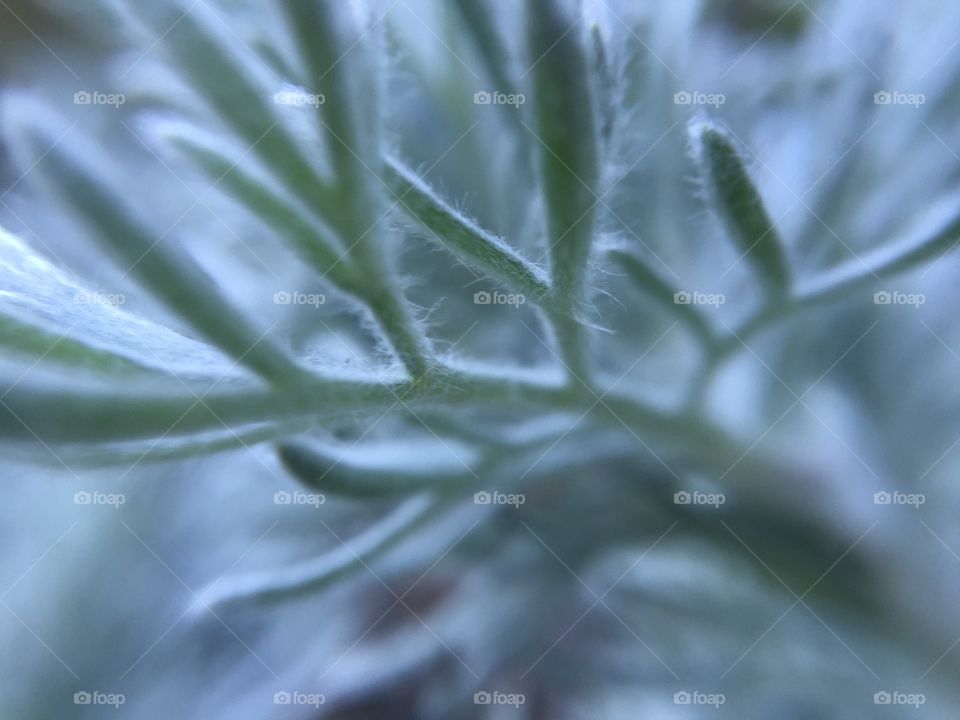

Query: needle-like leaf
<box><xmin>384</xmin><ymin>156</ymin><xmax>550</xmax><ymax>302</ymax></box>
<box><xmin>195</xmin><ymin>495</ymin><xmax>441</xmax><ymax>609</ymax></box>
<box><xmin>163</xmin><ymin>126</ymin><xmax>364</xmax><ymax>296</ymax></box>
<box><xmin>29</xmin><ymin>123</ymin><xmax>305</xmax><ymax>386</ymax></box>
<box><xmin>279</xmin><ymin>439</ymin><xmax>470</xmax><ymax>499</ymax></box>
<box><xmin>691</xmin><ymin>119</ymin><xmax>791</xmax><ymax>298</ymax></box>
<box><xmin>0</xmin><ymin>225</ymin><xmax>243</xmax><ymax>380</ymax></box>
<box><xmin>526</xmin><ymin>0</ymin><xmax>600</xmax><ymax>311</ymax></box>
<box><xmin>128</xmin><ymin>1</ymin><xmax>339</xmax><ymax>217</ymax></box>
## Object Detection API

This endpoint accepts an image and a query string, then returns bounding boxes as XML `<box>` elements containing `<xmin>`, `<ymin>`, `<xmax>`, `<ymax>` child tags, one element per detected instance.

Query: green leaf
<box><xmin>278</xmin><ymin>439</ymin><xmax>472</xmax><ymax>498</ymax></box>
<box><xmin>0</xmin><ymin>225</ymin><xmax>242</xmax><ymax>380</ymax></box>
<box><xmin>282</xmin><ymin>1</ymin><xmax>433</xmax><ymax>379</ymax></box>
<box><xmin>691</xmin><ymin>120</ymin><xmax>791</xmax><ymax>297</ymax></box>
<box><xmin>282</xmin><ymin>0</ymin><xmax>381</xmax><ymax>237</ymax></box>
<box><xmin>25</xmin><ymin>121</ymin><xmax>305</xmax><ymax>385</ymax></box>
<box><xmin>161</xmin><ymin>124</ymin><xmax>364</xmax><ymax>296</ymax></box>
<box><xmin>609</xmin><ymin>248</ymin><xmax>717</xmax><ymax>344</ymax></box>
<box><xmin>452</xmin><ymin>0</ymin><xmax>514</xmax><ymax>92</ymax></box>
<box><xmin>384</xmin><ymin>155</ymin><xmax>550</xmax><ymax>301</ymax></box>
<box><xmin>196</xmin><ymin>495</ymin><xmax>442</xmax><ymax>609</ymax></box>
<box><xmin>0</xmin><ymin>375</ymin><xmax>422</xmax><ymax>445</ymax></box>
<box><xmin>526</xmin><ymin>0</ymin><xmax>600</xmax><ymax>311</ymax></box>
<box><xmin>128</xmin><ymin>1</ymin><xmax>338</xmax><ymax>218</ymax></box>
<box><xmin>31</xmin><ymin>421</ymin><xmax>315</xmax><ymax>469</ymax></box>
<box><xmin>726</xmin><ymin>193</ymin><xmax>960</xmax><ymax>345</ymax></box>
<box><xmin>451</xmin><ymin>0</ymin><xmax>520</xmax><ymax>135</ymax></box>
<box><xmin>590</xmin><ymin>23</ymin><xmax>616</xmax><ymax>145</ymax></box>
<box><xmin>794</xmin><ymin>193</ymin><xmax>960</xmax><ymax>307</ymax></box>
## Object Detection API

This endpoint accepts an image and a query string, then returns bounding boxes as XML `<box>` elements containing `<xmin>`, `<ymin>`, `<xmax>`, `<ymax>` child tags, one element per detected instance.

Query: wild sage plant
<box><xmin>2</xmin><ymin>0</ymin><xmax>960</xmax><ymax>716</ymax></box>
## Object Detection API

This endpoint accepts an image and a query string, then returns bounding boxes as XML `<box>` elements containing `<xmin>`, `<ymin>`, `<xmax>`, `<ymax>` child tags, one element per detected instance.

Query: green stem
<box><xmin>196</xmin><ymin>495</ymin><xmax>443</xmax><ymax>610</ymax></box>
<box><xmin>383</xmin><ymin>156</ymin><xmax>550</xmax><ymax>302</ymax></box>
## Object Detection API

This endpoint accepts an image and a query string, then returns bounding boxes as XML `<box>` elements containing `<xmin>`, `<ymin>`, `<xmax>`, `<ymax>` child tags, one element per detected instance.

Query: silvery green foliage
<box><xmin>2</xmin><ymin>0</ymin><xmax>960</xmax><ymax>717</ymax></box>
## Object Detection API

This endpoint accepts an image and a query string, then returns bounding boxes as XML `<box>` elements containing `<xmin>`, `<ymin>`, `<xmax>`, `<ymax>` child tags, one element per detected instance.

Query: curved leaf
<box><xmin>384</xmin><ymin>156</ymin><xmax>550</xmax><ymax>301</ymax></box>
<box><xmin>0</xmin><ymin>225</ymin><xmax>242</xmax><ymax>380</ymax></box>
<box><xmin>195</xmin><ymin>495</ymin><xmax>442</xmax><ymax>609</ymax></box>
<box><xmin>278</xmin><ymin>438</ymin><xmax>473</xmax><ymax>498</ymax></box>
<box><xmin>25</xmin><ymin>119</ymin><xmax>305</xmax><ymax>386</ymax></box>
<box><xmin>691</xmin><ymin>120</ymin><xmax>791</xmax><ymax>297</ymax></box>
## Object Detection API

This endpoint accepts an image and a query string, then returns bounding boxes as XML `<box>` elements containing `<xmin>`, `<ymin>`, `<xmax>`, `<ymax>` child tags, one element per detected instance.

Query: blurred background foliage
<box><xmin>2</xmin><ymin>0</ymin><xmax>960</xmax><ymax>718</ymax></box>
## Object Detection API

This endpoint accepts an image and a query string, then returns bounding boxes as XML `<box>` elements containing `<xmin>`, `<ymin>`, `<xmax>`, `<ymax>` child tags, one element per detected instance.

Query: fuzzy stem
<box><xmin>285</xmin><ymin>0</ymin><xmax>433</xmax><ymax>378</ymax></box>
<box><xmin>384</xmin><ymin>156</ymin><xmax>550</xmax><ymax>301</ymax></box>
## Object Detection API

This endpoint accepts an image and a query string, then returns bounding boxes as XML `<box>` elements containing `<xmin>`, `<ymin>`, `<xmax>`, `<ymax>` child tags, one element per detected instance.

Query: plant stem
<box><xmin>383</xmin><ymin>156</ymin><xmax>551</xmax><ymax>301</ymax></box>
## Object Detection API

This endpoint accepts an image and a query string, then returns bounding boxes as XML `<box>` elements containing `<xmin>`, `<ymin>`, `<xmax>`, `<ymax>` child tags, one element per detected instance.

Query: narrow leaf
<box><xmin>283</xmin><ymin>0</ymin><xmax>381</xmax><ymax>236</ymax></box>
<box><xmin>794</xmin><ymin>192</ymin><xmax>960</xmax><ymax>307</ymax></box>
<box><xmin>590</xmin><ymin>23</ymin><xmax>616</xmax><ymax>145</ymax></box>
<box><xmin>278</xmin><ymin>439</ymin><xmax>471</xmax><ymax>499</ymax></box>
<box><xmin>384</xmin><ymin>156</ymin><xmax>550</xmax><ymax>301</ymax></box>
<box><xmin>526</xmin><ymin>0</ymin><xmax>600</xmax><ymax>310</ymax></box>
<box><xmin>28</xmin><ymin>122</ymin><xmax>305</xmax><ymax>385</ymax></box>
<box><xmin>162</xmin><ymin>125</ymin><xmax>363</xmax><ymax>296</ymax></box>
<box><xmin>609</xmin><ymin>249</ymin><xmax>717</xmax><ymax>344</ymax></box>
<box><xmin>0</xmin><ymin>374</ymin><xmax>422</xmax><ymax>445</ymax></box>
<box><xmin>451</xmin><ymin>0</ymin><xmax>519</xmax><ymax>113</ymax></box>
<box><xmin>195</xmin><ymin>495</ymin><xmax>441</xmax><ymax>609</ymax></box>
<box><xmin>0</xmin><ymin>225</ymin><xmax>242</xmax><ymax>380</ymax></box>
<box><xmin>128</xmin><ymin>1</ymin><xmax>339</xmax><ymax>218</ymax></box>
<box><xmin>284</xmin><ymin>1</ymin><xmax>432</xmax><ymax>378</ymax></box>
<box><xmin>691</xmin><ymin>120</ymin><xmax>791</xmax><ymax>297</ymax></box>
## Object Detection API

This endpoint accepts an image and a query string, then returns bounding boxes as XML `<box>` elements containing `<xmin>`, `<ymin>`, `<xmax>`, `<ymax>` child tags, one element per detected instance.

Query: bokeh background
<box><xmin>2</xmin><ymin>0</ymin><xmax>960</xmax><ymax>717</ymax></box>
